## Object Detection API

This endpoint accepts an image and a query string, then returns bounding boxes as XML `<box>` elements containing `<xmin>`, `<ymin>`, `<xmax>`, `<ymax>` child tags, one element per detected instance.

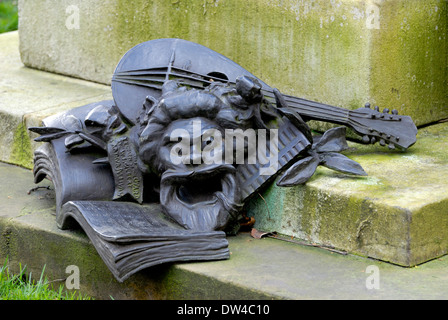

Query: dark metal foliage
<box><xmin>277</xmin><ymin>127</ymin><xmax>367</xmax><ymax>187</ymax></box>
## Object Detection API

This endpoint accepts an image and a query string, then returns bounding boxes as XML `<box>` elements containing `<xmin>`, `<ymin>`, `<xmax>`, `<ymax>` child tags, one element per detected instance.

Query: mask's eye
<box><xmin>202</xmin><ymin>136</ymin><xmax>215</xmax><ymax>150</ymax></box>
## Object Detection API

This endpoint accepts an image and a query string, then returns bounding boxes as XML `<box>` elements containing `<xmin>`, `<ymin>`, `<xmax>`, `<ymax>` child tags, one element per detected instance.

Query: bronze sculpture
<box><xmin>29</xmin><ymin>39</ymin><xmax>417</xmax><ymax>281</ymax></box>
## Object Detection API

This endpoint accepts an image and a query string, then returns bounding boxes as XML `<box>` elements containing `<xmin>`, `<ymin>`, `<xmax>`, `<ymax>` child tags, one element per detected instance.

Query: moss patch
<box><xmin>370</xmin><ymin>0</ymin><xmax>448</xmax><ymax>126</ymax></box>
<box><xmin>9</xmin><ymin>121</ymin><xmax>33</xmax><ymax>169</ymax></box>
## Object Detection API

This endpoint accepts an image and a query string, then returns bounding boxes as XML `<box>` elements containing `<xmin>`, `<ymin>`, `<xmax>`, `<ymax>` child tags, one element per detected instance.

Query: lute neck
<box><xmin>113</xmin><ymin>66</ymin><xmax>352</xmax><ymax>127</ymax></box>
<box><xmin>262</xmin><ymin>89</ymin><xmax>350</xmax><ymax>125</ymax></box>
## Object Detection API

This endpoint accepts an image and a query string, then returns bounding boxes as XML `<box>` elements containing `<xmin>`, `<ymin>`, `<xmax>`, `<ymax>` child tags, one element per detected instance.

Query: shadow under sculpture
<box><xmin>29</xmin><ymin>39</ymin><xmax>418</xmax><ymax>282</ymax></box>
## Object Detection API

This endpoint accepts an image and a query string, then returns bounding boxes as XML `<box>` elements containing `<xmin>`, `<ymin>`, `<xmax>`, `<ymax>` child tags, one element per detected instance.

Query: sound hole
<box><xmin>206</xmin><ymin>72</ymin><xmax>229</xmax><ymax>83</ymax></box>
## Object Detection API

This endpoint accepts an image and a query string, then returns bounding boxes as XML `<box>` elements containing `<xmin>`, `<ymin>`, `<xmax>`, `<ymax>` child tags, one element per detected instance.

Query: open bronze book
<box><xmin>58</xmin><ymin>201</ymin><xmax>229</xmax><ymax>282</ymax></box>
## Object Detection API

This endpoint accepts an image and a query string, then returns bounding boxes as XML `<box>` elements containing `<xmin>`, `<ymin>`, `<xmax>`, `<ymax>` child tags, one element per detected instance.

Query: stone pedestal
<box><xmin>13</xmin><ymin>0</ymin><xmax>448</xmax><ymax>265</ymax></box>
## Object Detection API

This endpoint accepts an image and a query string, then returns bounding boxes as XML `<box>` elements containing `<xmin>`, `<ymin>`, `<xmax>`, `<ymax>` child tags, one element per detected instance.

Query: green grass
<box><xmin>0</xmin><ymin>0</ymin><xmax>18</xmax><ymax>34</ymax></box>
<box><xmin>0</xmin><ymin>259</ymin><xmax>92</xmax><ymax>300</ymax></box>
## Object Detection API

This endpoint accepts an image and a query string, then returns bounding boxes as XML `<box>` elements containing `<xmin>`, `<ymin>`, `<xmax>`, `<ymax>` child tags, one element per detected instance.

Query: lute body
<box><xmin>112</xmin><ymin>38</ymin><xmax>417</xmax><ymax>151</ymax></box>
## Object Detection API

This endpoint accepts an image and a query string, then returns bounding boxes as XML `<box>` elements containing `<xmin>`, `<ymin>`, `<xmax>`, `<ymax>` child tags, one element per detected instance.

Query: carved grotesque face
<box><xmin>138</xmin><ymin>82</ymin><xmax>244</xmax><ymax>231</ymax></box>
<box><xmin>157</xmin><ymin>117</ymin><xmax>240</xmax><ymax>231</ymax></box>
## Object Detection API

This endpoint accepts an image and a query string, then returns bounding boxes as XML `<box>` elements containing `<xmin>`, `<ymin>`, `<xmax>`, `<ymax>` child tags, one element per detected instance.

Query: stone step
<box><xmin>247</xmin><ymin>121</ymin><xmax>448</xmax><ymax>267</ymax></box>
<box><xmin>1</xmin><ymin>161</ymin><xmax>448</xmax><ymax>300</ymax></box>
<box><xmin>0</xmin><ymin>31</ymin><xmax>112</xmax><ymax>169</ymax></box>
<box><xmin>1</xmin><ymin>30</ymin><xmax>448</xmax><ymax>270</ymax></box>
<box><xmin>2</xmin><ymin>30</ymin><xmax>448</xmax><ymax>299</ymax></box>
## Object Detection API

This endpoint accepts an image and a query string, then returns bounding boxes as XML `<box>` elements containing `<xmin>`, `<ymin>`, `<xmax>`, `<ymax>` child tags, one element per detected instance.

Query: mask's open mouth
<box><xmin>177</xmin><ymin>178</ymin><xmax>223</xmax><ymax>205</ymax></box>
<box><xmin>161</xmin><ymin>163</ymin><xmax>236</xmax><ymax>207</ymax></box>
<box><xmin>160</xmin><ymin>164</ymin><xmax>241</xmax><ymax>230</ymax></box>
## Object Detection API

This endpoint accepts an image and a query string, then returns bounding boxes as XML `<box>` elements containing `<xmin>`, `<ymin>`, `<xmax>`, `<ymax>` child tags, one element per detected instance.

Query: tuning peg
<box><xmin>362</xmin><ymin>135</ymin><xmax>370</xmax><ymax>144</ymax></box>
<box><xmin>374</xmin><ymin>106</ymin><xmax>380</xmax><ymax>112</ymax></box>
<box><xmin>383</xmin><ymin>108</ymin><xmax>390</xmax><ymax>113</ymax></box>
<box><xmin>392</xmin><ymin>109</ymin><xmax>399</xmax><ymax>115</ymax></box>
<box><xmin>380</xmin><ymin>139</ymin><xmax>386</xmax><ymax>146</ymax></box>
<box><xmin>365</xmin><ymin>103</ymin><xmax>371</xmax><ymax>108</ymax></box>
<box><xmin>388</xmin><ymin>143</ymin><xmax>395</xmax><ymax>150</ymax></box>
<box><xmin>371</xmin><ymin>137</ymin><xmax>377</xmax><ymax>144</ymax></box>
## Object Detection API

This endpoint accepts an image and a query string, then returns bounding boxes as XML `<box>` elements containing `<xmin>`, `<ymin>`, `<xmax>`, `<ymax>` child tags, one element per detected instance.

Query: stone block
<box><xmin>246</xmin><ymin>122</ymin><xmax>448</xmax><ymax>266</ymax></box>
<box><xmin>18</xmin><ymin>0</ymin><xmax>447</xmax><ymax>127</ymax></box>
<box><xmin>8</xmin><ymin>0</ymin><xmax>448</xmax><ymax>271</ymax></box>
<box><xmin>2</xmin><ymin>162</ymin><xmax>448</xmax><ymax>300</ymax></box>
<box><xmin>0</xmin><ymin>31</ymin><xmax>112</xmax><ymax>169</ymax></box>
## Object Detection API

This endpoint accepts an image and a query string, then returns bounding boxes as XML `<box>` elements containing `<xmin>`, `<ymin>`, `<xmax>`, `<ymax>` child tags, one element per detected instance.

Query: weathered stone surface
<box><xmin>370</xmin><ymin>0</ymin><xmax>447</xmax><ymax>127</ymax></box>
<box><xmin>18</xmin><ymin>0</ymin><xmax>447</xmax><ymax>126</ymax></box>
<box><xmin>2</xmin><ymin>1</ymin><xmax>447</xmax><ymax>297</ymax></box>
<box><xmin>2</xmin><ymin>161</ymin><xmax>448</xmax><ymax>300</ymax></box>
<box><xmin>0</xmin><ymin>31</ymin><xmax>112</xmax><ymax>168</ymax></box>
<box><xmin>247</xmin><ymin>122</ymin><xmax>448</xmax><ymax>266</ymax></box>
